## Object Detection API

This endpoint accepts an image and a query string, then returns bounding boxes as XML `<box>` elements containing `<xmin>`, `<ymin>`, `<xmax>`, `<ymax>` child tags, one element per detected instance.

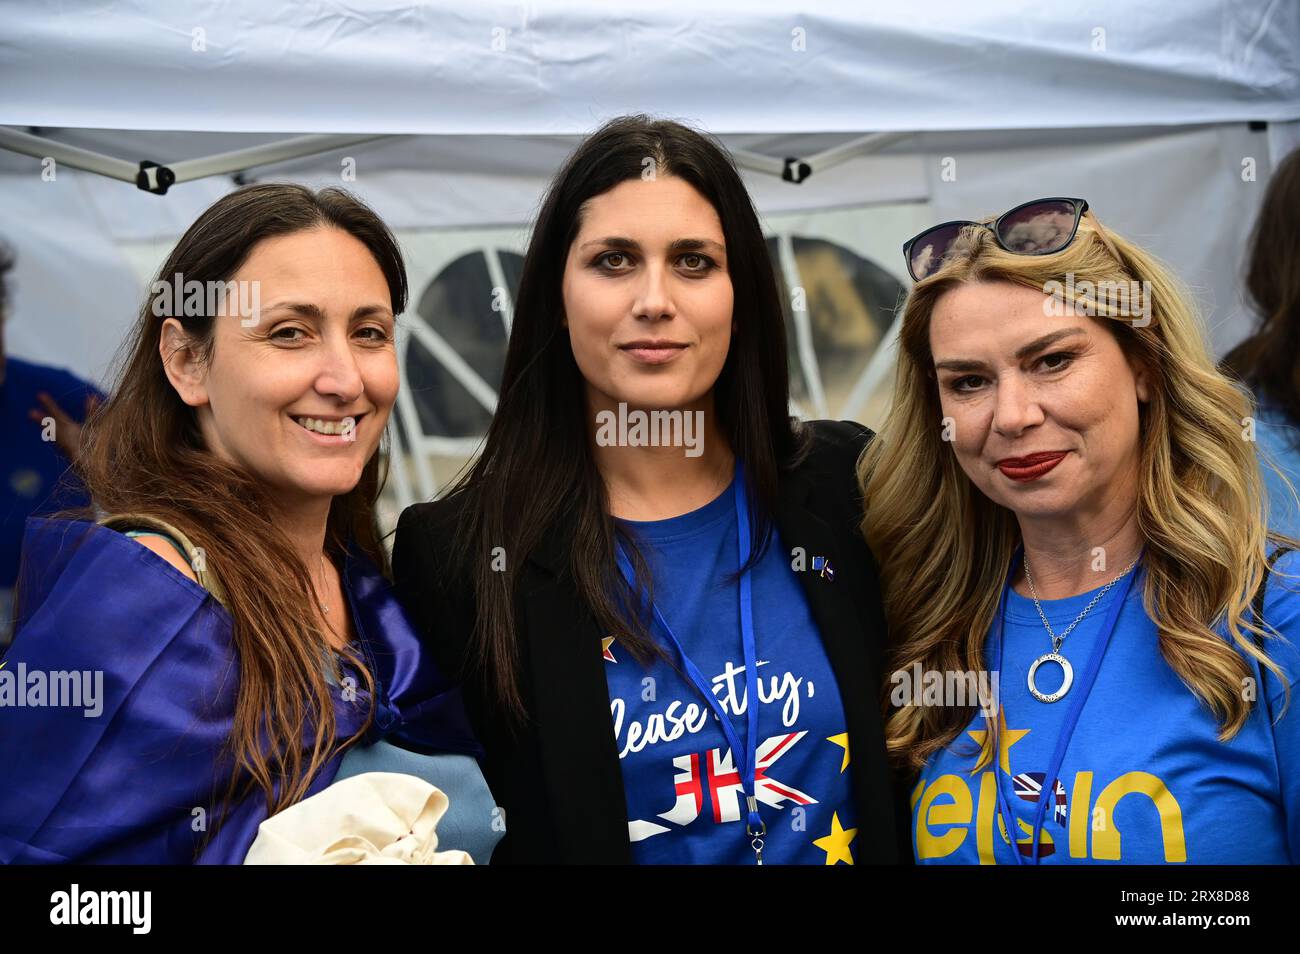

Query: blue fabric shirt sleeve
<box><xmin>0</xmin><ymin>522</ymin><xmax>233</xmax><ymax>863</ymax></box>
<box><xmin>1260</xmin><ymin>548</ymin><xmax>1300</xmax><ymax>862</ymax></box>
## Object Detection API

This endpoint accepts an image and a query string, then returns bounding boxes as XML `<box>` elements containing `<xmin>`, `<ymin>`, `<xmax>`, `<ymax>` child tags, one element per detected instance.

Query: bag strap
<box><xmin>1249</xmin><ymin>544</ymin><xmax>1293</xmax><ymax>726</ymax></box>
<box><xmin>98</xmin><ymin>512</ymin><xmax>229</xmax><ymax>610</ymax></box>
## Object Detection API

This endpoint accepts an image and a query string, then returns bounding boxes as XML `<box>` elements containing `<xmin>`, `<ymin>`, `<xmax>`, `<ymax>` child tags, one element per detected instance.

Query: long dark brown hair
<box><xmin>445</xmin><ymin>115</ymin><xmax>804</xmax><ymax>720</ymax></box>
<box><xmin>1220</xmin><ymin>145</ymin><xmax>1300</xmax><ymax>419</ymax></box>
<box><xmin>74</xmin><ymin>183</ymin><xmax>407</xmax><ymax>829</ymax></box>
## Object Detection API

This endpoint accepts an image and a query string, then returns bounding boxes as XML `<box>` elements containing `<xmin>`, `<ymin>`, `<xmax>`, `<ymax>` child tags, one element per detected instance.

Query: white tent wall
<box><xmin>3</xmin><ymin>1</ymin><xmax>1296</xmax><ymax>133</ymax></box>
<box><xmin>918</xmin><ymin>121</ymin><xmax>1276</xmax><ymax>358</ymax></box>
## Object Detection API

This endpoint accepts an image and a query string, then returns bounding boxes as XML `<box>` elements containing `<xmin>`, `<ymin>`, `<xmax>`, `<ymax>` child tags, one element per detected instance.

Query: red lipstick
<box><xmin>997</xmin><ymin>451</ymin><xmax>1067</xmax><ymax>482</ymax></box>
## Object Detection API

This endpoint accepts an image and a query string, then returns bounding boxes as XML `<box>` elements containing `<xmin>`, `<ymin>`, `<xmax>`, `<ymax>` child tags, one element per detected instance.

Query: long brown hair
<box><xmin>1220</xmin><ymin>146</ymin><xmax>1300</xmax><ymax>417</ymax></box>
<box><xmin>74</xmin><ymin>183</ymin><xmax>407</xmax><ymax>828</ymax></box>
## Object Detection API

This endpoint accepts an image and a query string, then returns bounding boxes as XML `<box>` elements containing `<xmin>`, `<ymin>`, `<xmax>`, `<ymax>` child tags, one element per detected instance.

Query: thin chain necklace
<box><xmin>316</xmin><ymin>551</ymin><xmax>331</xmax><ymax>615</ymax></box>
<box><xmin>1022</xmin><ymin>552</ymin><xmax>1140</xmax><ymax>703</ymax></box>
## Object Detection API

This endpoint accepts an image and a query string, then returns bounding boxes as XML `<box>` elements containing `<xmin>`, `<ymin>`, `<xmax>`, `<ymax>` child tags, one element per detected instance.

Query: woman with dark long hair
<box><xmin>1220</xmin><ymin>145</ymin><xmax>1300</xmax><ymax>537</ymax></box>
<box><xmin>394</xmin><ymin>115</ymin><xmax>906</xmax><ymax>864</ymax></box>
<box><xmin>0</xmin><ymin>184</ymin><xmax>500</xmax><ymax>864</ymax></box>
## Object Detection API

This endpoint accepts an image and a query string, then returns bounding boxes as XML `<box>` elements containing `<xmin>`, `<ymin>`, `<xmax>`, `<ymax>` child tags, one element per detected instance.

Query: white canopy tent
<box><xmin>2</xmin><ymin>0</ymin><xmax>1298</xmax><ymax>514</ymax></box>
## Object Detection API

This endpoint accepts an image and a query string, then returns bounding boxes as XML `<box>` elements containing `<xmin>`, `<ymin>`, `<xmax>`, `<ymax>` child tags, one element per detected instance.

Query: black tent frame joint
<box><xmin>782</xmin><ymin>157</ymin><xmax>812</xmax><ymax>184</ymax></box>
<box><xmin>136</xmin><ymin>161</ymin><xmax>176</xmax><ymax>195</ymax></box>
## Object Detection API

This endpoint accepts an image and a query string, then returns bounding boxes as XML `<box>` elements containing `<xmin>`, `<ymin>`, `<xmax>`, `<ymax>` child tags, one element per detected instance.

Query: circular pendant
<box><xmin>1027</xmin><ymin>652</ymin><xmax>1073</xmax><ymax>703</ymax></box>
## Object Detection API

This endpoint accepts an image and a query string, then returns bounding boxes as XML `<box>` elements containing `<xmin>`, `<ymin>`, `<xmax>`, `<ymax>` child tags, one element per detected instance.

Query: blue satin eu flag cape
<box><xmin>0</xmin><ymin>517</ymin><xmax>482</xmax><ymax>864</ymax></box>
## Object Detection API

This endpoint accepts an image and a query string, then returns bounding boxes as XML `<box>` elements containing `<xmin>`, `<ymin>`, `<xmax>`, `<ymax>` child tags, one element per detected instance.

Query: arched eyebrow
<box><xmin>934</xmin><ymin>327</ymin><xmax>1086</xmax><ymax>373</ymax></box>
<box><xmin>577</xmin><ymin>237</ymin><xmax>726</xmax><ymax>255</ymax></box>
<box><xmin>260</xmin><ymin>301</ymin><xmax>394</xmax><ymax>322</ymax></box>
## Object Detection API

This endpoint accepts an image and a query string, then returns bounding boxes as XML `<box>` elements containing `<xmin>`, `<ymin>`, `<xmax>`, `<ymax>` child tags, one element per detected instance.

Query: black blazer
<box><xmin>393</xmin><ymin>419</ymin><xmax>910</xmax><ymax>864</ymax></box>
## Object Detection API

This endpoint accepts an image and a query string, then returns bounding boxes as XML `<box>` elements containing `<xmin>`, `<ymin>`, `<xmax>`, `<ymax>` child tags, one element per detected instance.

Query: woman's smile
<box><xmin>289</xmin><ymin>411</ymin><xmax>368</xmax><ymax>445</ymax></box>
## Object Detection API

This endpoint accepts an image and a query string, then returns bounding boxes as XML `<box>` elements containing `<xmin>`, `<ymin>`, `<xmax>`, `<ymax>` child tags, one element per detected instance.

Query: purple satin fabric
<box><xmin>0</xmin><ymin>517</ymin><xmax>480</xmax><ymax>864</ymax></box>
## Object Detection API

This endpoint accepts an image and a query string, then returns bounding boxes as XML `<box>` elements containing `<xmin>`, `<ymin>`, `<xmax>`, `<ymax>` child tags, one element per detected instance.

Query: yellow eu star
<box><xmin>826</xmin><ymin>732</ymin><xmax>850</xmax><ymax>773</ymax></box>
<box><xmin>813</xmin><ymin>812</ymin><xmax>857</xmax><ymax>865</ymax></box>
<box><xmin>966</xmin><ymin>706</ymin><xmax>1029</xmax><ymax>775</ymax></box>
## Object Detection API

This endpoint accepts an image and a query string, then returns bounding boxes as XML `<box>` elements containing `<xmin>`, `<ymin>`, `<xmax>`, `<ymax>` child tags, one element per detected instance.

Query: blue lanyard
<box><xmin>989</xmin><ymin>544</ymin><xmax>1143</xmax><ymax>865</ymax></box>
<box><xmin>613</xmin><ymin>458</ymin><xmax>766</xmax><ymax>857</ymax></box>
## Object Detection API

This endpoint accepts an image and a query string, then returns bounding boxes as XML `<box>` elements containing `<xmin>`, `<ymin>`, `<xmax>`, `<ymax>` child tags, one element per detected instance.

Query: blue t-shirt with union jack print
<box><xmin>604</xmin><ymin>479</ymin><xmax>858</xmax><ymax>864</ymax></box>
<box><xmin>912</xmin><ymin>548</ymin><xmax>1300</xmax><ymax>864</ymax></box>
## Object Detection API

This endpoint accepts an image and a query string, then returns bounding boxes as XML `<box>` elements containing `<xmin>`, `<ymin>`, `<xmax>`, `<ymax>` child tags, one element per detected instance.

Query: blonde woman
<box><xmin>859</xmin><ymin>197</ymin><xmax>1300</xmax><ymax>864</ymax></box>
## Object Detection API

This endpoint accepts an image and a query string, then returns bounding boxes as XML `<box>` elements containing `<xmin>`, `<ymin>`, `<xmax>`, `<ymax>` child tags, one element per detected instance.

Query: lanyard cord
<box><xmin>990</xmin><ymin>545</ymin><xmax>1143</xmax><ymax>864</ymax></box>
<box><xmin>612</xmin><ymin>458</ymin><xmax>765</xmax><ymax>839</ymax></box>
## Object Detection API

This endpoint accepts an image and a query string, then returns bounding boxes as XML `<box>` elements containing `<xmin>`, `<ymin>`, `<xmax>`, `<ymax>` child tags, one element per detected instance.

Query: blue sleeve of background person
<box><xmin>1253</xmin><ymin>403</ymin><xmax>1300</xmax><ymax>539</ymax></box>
<box><xmin>0</xmin><ymin>361</ymin><xmax>103</xmax><ymax>593</ymax></box>
<box><xmin>1260</xmin><ymin>547</ymin><xmax>1300</xmax><ymax>863</ymax></box>
<box><xmin>13</xmin><ymin>358</ymin><xmax>106</xmax><ymax>416</ymax></box>
<box><xmin>49</xmin><ymin>368</ymin><xmax>105</xmax><ymax>407</ymax></box>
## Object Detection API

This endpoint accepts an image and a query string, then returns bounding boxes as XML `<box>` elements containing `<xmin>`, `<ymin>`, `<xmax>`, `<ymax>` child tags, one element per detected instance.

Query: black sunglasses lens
<box><xmin>908</xmin><ymin>223</ymin><xmax>967</xmax><ymax>280</ymax></box>
<box><xmin>996</xmin><ymin>200</ymin><xmax>1079</xmax><ymax>253</ymax></box>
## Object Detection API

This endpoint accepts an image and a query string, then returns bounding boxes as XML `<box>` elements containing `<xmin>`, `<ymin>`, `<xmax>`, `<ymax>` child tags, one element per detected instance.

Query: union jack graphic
<box><xmin>651</xmin><ymin>731</ymin><xmax>817</xmax><ymax>831</ymax></box>
<box><xmin>1013</xmin><ymin>771</ymin><xmax>1068</xmax><ymax>826</ymax></box>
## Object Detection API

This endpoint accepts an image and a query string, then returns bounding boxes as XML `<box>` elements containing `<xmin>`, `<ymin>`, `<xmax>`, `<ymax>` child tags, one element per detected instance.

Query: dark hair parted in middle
<box><xmin>446</xmin><ymin>114</ymin><xmax>805</xmax><ymax>718</ymax></box>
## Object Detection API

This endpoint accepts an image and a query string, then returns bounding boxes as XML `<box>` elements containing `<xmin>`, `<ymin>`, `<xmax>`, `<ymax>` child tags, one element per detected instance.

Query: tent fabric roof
<box><xmin>3</xmin><ymin>0</ymin><xmax>1297</xmax><ymax>135</ymax></box>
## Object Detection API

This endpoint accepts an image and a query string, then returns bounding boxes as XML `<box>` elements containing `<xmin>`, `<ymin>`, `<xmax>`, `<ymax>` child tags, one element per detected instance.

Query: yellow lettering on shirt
<box><xmin>975</xmin><ymin>771</ymin><xmax>998</xmax><ymax>865</ymax></box>
<box><xmin>1092</xmin><ymin>771</ymin><xmax>1187</xmax><ymax>862</ymax></box>
<box><xmin>916</xmin><ymin>774</ymin><xmax>972</xmax><ymax>859</ymax></box>
<box><xmin>1070</xmin><ymin>771</ymin><xmax>1093</xmax><ymax>858</ymax></box>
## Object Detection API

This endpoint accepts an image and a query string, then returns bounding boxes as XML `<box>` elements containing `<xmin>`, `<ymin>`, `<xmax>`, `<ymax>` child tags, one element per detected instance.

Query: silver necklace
<box><xmin>317</xmin><ymin>551</ymin><xmax>331</xmax><ymax>615</ymax></box>
<box><xmin>1022</xmin><ymin>553</ymin><xmax>1139</xmax><ymax>703</ymax></box>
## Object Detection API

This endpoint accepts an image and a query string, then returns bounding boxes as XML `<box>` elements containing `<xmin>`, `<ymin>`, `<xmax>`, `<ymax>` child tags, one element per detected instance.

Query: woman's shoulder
<box><xmin>397</xmin><ymin>490</ymin><xmax>470</xmax><ymax>545</ymax></box>
<box><xmin>785</xmin><ymin>419</ymin><xmax>876</xmax><ymax>501</ymax></box>
<box><xmin>1252</xmin><ymin>545</ymin><xmax>1300</xmax><ymax>698</ymax></box>
<box><xmin>794</xmin><ymin>418</ymin><xmax>876</xmax><ymax>462</ymax></box>
<box><xmin>20</xmin><ymin>516</ymin><xmax>215</xmax><ymax>611</ymax></box>
<box><xmin>9</xmin><ymin>518</ymin><xmax>234</xmax><ymax>717</ymax></box>
<box><xmin>392</xmin><ymin>492</ymin><xmax>477</xmax><ymax>612</ymax></box>
<box><xmin>127</xmin><ymin>532</ymin><xmax>200</xmax><ymax>582</ymax></box>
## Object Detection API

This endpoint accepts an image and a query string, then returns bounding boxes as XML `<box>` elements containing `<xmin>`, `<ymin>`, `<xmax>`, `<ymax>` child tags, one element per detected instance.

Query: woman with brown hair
<box><xmin>1220</xmin><ymin>145</ymin><xmax>1300</xmax><ymax>538</ymax></box>
<box><xmin>861</xmin><ymin>197</ymin><xmax>1300</xmax><ymax>863</ymax></box>
<box><xmin>0</xmin><ymin>183</ymin><xmax>500</xmax><ymax>863</ymax></box>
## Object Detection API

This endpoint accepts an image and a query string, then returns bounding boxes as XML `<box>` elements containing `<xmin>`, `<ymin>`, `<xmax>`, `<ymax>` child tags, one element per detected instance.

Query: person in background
<box><xmin>1220</xmin><ymin>145</ymin><xmax>1300</xmax><ymax>538</ymax></box>
<box><xmin>0</xmin><ymin>242</ymin><xmax>103</xmax><ymax>647</ymax></box>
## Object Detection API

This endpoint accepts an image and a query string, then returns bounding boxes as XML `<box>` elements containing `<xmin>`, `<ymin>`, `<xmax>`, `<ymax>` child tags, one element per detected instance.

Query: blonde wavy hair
<box><xmin>858</xmin><ymin>213</ymin><xmax>1300</xmax><ymax>772</ymax></box>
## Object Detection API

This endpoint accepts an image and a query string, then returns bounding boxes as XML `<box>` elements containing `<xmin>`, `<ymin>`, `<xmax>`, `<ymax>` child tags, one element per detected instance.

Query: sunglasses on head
<box><xmin>902</xmin><ymin>196</ymin><xmax>1120</xmax><ymax>282</ymax></box>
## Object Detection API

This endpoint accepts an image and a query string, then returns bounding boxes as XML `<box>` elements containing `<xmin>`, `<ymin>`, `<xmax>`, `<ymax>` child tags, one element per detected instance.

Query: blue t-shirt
<box><xmin>604</xmin><ymin>481</ymin><xmax>858</xmax><ymax>865</ymax></box>
<box><xmin>1253</xmin><ymin>398</ymin><xmax>1300</xmax><ymax>539</ymax></box>
<box><xmin>1</xmin><ymin>357</ymin><xmax>101</xmax><ymax>641</ymax></box>
<box><xmin>913</xmin><ymin>551</ymin><xmax>1300</xmax><ymax>864</ymax></box>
